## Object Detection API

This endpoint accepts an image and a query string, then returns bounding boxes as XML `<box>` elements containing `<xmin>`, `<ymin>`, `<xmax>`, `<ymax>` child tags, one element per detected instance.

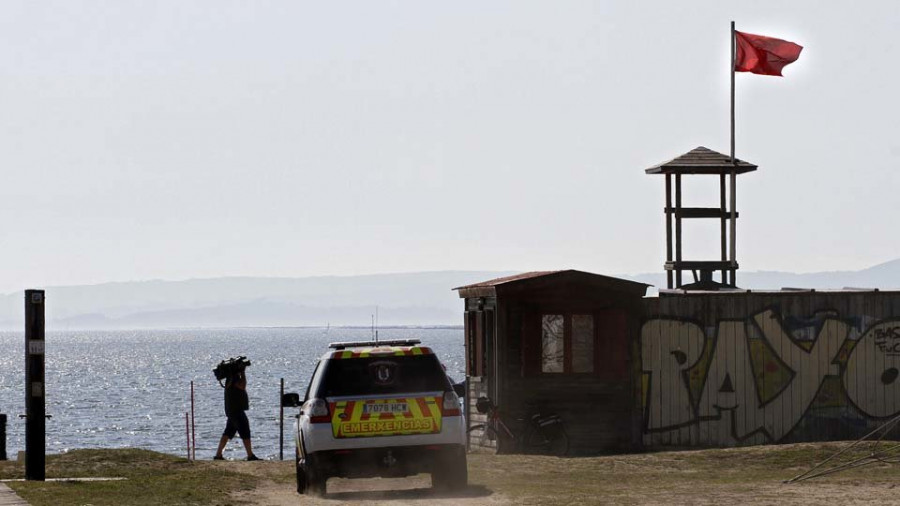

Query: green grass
<box><xmin>0</xmin><ymin>449</ymin><xmax>259</xmax><ymax>506</ymax></box>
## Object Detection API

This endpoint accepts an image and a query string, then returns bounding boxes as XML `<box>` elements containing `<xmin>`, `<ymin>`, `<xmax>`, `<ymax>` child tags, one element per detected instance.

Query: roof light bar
<box><xmin>328</xmin><ymin>339</ymin><xmax>421</xmax><ymax>350</ymax></box>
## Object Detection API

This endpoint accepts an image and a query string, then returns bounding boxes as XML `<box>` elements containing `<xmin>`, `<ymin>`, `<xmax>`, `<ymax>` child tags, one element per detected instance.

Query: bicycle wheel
<box><xmin>467</xmin><ymin>423</ymin><xmax>502</xmax><ymax>454</ymax></box>
<box><xmin>525</xmin><ymin>425</ymin><xmax>569</xmax><ymax>457</ymax></box>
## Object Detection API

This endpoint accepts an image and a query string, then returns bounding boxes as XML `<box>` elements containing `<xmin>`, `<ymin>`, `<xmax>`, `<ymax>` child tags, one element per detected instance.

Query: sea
<box><xmin>0</xmin><ymin>327</ymin><xmax>465</xmax><ymax>460</ymax></box>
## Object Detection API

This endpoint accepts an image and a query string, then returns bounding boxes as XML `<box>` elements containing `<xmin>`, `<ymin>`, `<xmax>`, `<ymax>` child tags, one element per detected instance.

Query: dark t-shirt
<box><xmin>224</xmin><ymin>378</ymin><xmax>249</xmax><ymax>414</ymax></box>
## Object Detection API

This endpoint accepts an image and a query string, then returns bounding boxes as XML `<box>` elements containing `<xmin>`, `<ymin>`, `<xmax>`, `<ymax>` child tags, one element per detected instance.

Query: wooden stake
<box><xmin>185</xmin><ymin>413</ymin><xmax>190</xmax><ymax>461</ymax></box>
<box><xmin>190</xmin><ymin>381</ymin><xmax>196</xmax><ymax>461</ymax></box>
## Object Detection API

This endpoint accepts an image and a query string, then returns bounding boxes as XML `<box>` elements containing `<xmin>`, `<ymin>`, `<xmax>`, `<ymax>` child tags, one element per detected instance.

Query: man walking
<box><xmin>214</xmin><ymin>367</ymin><xmax>260</xmax><ymax>461</ymax></box>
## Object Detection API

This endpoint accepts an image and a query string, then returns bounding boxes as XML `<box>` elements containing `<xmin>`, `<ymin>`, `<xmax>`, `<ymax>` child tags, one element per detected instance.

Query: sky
<box><xmin>0</xmin><ymin>1</ymin><xmax>898</xmax><ymax>293</ymax></box>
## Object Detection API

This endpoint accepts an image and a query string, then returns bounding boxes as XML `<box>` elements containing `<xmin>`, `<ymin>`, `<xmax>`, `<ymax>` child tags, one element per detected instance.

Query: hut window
<box><xmin>533</xmin><ymin>313</ymin><xmax>596</xmax><ymax>374</ymax></box>
<box><xmin>572</xmin><ymin>315</ymin><xmax>594</xmax><ymax>373</ymax></box>
<box><xmin>541</xmin><ymin>314</ymin><xmax>565</xmax><ymax>373</ymax></box>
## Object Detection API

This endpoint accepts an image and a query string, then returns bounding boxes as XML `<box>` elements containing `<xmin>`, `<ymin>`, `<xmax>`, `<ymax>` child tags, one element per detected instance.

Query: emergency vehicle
<box><xmin>282</xmin><ymin>339</ymin><xmax>467</xmax><ymax>496</ymax></box>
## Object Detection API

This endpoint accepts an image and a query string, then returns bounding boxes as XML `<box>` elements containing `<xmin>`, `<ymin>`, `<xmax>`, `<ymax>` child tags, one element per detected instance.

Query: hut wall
<box><xmin>641</xmin><ymin>291</ymin><xmax>900</xmax><ymax>448</ymax></box>
<box><xmin>494</xmin><ymin>290</ymin><xmax>643</xmax><ymax>454</ymax></box>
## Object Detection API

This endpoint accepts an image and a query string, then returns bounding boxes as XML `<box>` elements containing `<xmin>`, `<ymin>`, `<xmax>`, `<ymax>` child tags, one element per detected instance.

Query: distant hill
<box><xmin>1</xmin><ymin>260</ymin><xmax>898</xmax><ymax>329</ymax></box>
<box><xmin>0</xmin><ymin>271</ymin><xmax>515</xmax><ymax>330</ymax></box>
<box><xmin>625</xmin><ymin>258</ymin><xmax>900</xmax><ymax>292</ymax></box>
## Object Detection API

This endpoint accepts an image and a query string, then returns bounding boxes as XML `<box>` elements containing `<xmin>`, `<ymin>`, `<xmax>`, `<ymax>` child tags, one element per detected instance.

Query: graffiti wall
<box><xmin>641</xmin><ymin>291</ymin><xmax>900</xmax><ymax>447</ymax></box>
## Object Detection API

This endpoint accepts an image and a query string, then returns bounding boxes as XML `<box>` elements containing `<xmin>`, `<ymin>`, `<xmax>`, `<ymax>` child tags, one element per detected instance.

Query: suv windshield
<box><xmin>317</xmin><ymin>354</ymin><xmax>451</xmax><ymax>397</ymax></box>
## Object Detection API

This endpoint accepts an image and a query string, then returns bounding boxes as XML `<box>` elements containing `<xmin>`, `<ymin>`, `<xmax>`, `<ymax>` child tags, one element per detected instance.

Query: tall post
<box><xmin>730</xmin><ymin>21</ymin><xmax>736</xmax><ymax>162</ymax></box>
<box><xmin>279</xmin><ymin>378</ymin><xmax>285</xmax><ymax>461</ymax></box>
<box><xmin>24</xmin><ymin>289</ymin><xmax>46</xmax><ymax>481</ymax></box>
<box><xmin>190</xmin><ymin>381</ymin><xmax>196</xmax><ymax>461</ymax></box>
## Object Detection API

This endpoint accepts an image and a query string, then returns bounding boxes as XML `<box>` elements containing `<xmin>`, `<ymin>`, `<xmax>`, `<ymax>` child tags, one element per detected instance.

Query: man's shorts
<box><xmin>223</xmin><ymin>410</ymin><xmax>251</xmax><ymax>439</ymax></box>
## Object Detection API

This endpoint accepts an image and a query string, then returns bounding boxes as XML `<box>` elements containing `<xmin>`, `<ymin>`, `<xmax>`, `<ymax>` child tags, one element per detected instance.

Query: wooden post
<box><xmin>730</xmin><ymin>169</ymin><xmax>737</xmax><ymax>285</ymax></box>
<box><xmin>665</xmin><ymin>173</ymin><xmax>673</xmax><ymax>289</ymax></box>
<box><xmin>25</xmin><ymin>289</ymin><xmax>46</xmax><ymax>481</ymax></box>
<box><xmin>675</xmin><ymin>174</ymin><xmax>683</xmax><ymax>288</ymax></box>
<box><xmin>185</xmin><ymin>413</ymin><xmax>190</xmax><ymax>460</ymax></box>
<box><xmin>720</xmin><ymin>173</ymin><xmax>727</xmax><ymax>285</ymax></box>
<box><xmin>190</xmin><ymin>381</ymin><xmax>196</xmax><ymax>461</ymax></box>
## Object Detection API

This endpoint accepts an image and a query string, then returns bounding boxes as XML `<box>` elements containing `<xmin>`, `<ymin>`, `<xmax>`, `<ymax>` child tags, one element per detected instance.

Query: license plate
<box><xmin>362</xmin><ymin>402</ymin><xmax>409</xmax><ymax>414</ymax></box>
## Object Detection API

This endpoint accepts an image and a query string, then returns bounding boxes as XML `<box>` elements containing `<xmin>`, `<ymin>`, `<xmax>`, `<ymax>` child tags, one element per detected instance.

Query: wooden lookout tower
<box><xmin>645</xmin><ymin>146</ymin><xmax>757</xmax><ymax>289</ymax></box>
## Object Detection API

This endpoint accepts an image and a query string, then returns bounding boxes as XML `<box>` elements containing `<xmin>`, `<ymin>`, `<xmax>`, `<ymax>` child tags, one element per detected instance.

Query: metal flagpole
<box><xmin>729</xmin><ymin>21</ymin><xmax>737</xmax><ymax>286</ymax></box>
<box><xmin>730</xmin><ymin>21</ymin><xmax>736</xmax><ymax>162</ymax></box>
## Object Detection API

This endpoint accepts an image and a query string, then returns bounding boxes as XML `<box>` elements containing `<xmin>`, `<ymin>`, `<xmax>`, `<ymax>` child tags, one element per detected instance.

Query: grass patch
<box><xmin>0</xmin><ymin>449</ymin><xmax>259</xmax><ymax>506</ymax></box>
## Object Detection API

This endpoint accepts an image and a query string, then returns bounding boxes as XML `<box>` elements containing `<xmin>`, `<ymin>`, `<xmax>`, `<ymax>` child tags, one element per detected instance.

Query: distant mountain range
<box><xmin>627</xmin><ymin>257</ymin><xmax>900</xmax><ymax>293</ymax></box>
<box><xmin>0</xmin><ymin>271</ymin><xmax>515</xmax><ymax>330</ymax></box>
<box><xmin>1</xmin><ymin>259</ymin><xmax>898</xmax><ymax>330</ymax></box>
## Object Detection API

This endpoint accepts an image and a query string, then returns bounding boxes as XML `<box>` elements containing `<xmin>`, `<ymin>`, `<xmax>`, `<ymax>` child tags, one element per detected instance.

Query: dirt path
<box><xmin>224</xmin><ymin>444</ymin><xmax>900</xmax><ymax>505</ymax></box>
<box><xmin>223</xmin><ymin>460</ymin><xmax>507</xmax><ymax>505</ymax></box>
<box><xmin>234</xmin><ymin>476</ymin><xmax>509</xmax><ymax>506</ymax></box>
<box><xmin>237</xmin><ymin>474</ymin><xmax>900</xmax><ymax>506</ymax></box>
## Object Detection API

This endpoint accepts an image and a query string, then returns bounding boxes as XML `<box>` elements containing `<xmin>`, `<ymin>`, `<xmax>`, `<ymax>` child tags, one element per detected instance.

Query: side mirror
<box><xmin>453</xmin><ymin>382</ymin><xmax>466</xmax><ymax>398</ymax></box>
<box><xmin>281</xmin><ymin>392</ymin><xmax>301</xmax><ymax>407</ymax></box>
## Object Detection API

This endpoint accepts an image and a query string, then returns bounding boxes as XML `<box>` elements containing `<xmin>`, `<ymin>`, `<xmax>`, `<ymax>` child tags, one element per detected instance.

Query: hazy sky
<box><xmin>1</xmin><ymin>1</ymin><xmax>897</xmax><ymax>292</ymax></box>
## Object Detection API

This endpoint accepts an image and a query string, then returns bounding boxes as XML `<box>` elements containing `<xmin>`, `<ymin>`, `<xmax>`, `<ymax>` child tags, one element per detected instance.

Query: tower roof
<box><xmin>645</xmin><ymin>146</ymin><xmax>758</xmax><ymax>175</ymax></box>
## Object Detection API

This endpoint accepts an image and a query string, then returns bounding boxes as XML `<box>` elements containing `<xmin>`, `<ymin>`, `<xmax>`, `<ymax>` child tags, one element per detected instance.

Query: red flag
<box><xmin>734</xmin><ymin>31</ymin><xmax>803</xmax><ymax>76</ymax></box>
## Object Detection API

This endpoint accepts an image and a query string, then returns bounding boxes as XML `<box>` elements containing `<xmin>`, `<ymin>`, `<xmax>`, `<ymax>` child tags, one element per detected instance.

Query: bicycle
<box><xmin>466</xmin><ymin>396</ymin><xmax>569</xmax><ymax>456</ymax></box>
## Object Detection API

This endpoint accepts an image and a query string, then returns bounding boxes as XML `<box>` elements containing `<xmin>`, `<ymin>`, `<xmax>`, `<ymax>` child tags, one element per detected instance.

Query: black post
<box><xmin>0</xmin><ymin>413</ymin><xmax>7</xmax><ymax>461</ymax></box>
<box><xmin>25</xmin><ymin>289</ymin><xmax>46</xmax><ymax>481</ymax></box>
<box><xmin>279</xmin><ymin>378</ymin><xmax>284</xmax><ymax>461</ymax></box>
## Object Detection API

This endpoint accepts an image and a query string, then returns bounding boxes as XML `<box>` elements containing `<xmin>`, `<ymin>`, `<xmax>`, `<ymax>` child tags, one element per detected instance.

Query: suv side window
<box><xmin>304</xmin><ymin>362</ymin><xmax>323</xmax><ymax>402</ymax></box>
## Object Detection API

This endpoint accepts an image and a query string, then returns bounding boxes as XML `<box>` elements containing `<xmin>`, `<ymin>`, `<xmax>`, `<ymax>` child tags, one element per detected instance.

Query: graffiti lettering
<box><xmin>641</xmin><ymin>319</ymin><xmax>704</xmax><ymax>430</ymax></box>
<box><xmin>873</xmin><ymin>326</ymin><xmax>900</xmax><ymax>355</ymax></box>
<box><xmin>642</xmin><ymin>309</ymin><xmax>853</xmax><ymax>446</ymax></box>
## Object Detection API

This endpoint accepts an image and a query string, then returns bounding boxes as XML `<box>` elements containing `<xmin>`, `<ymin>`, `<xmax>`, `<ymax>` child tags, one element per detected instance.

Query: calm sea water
<box><xmin>0</xmin><ymin>328</ymin><xmax>464</xmax><ymax>460</ymax></box>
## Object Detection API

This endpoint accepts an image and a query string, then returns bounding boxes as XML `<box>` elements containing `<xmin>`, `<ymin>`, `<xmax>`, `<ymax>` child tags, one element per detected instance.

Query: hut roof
<box><xmin>454</xmin><ymin>270</ymin><xmax>650</xmax><ymax>298</ymax></box>
<box><xmin>644</xmin><ymin>146</ymin><xmax>758</xmax><ymax>175</ymax></box>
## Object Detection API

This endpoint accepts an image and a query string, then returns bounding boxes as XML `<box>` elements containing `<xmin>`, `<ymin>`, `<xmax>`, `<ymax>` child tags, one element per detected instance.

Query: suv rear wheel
<box><xmin>295</xmin><ymin>454</ymin><xmax>307</xmax><ymax>494</ymax></box>
<box><xmin>305</xmin><ymin>454</ymin><xmax>327</xmax><ymax>497</ymax></box>
<box><xmin>296</xmin><ymin>452</ymin><xmax>327</xmax><ymax>497</ymax></box>
<box><xmin>431</xmin><ymin>446</ymin><xmax>467</xmax><ymax>492</ymax></box>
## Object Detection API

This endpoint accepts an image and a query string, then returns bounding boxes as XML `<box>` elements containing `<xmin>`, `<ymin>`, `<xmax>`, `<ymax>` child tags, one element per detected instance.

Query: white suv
<box><xmin>283</xmin><ymin>339</ymin><xmax>467</xmax><ymax>496</ymax></box>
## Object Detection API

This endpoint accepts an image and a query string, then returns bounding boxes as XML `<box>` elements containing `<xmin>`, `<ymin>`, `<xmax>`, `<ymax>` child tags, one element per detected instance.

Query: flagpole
<box><xmin>729</xmin><ymin>21</ymin><xmax>737</xmax><ymax>286</ymax></box>
<box><xmin>730</xmin><ymin>21</ymin><xmax>735</xmax><ymax>162</ymax></box>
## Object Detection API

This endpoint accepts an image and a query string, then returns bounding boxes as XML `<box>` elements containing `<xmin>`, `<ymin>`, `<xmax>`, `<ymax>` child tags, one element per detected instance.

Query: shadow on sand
<box><xmin>324</xmin><ymin>484</ymin><xmax>493</xmax><ymax>502</ymax></box>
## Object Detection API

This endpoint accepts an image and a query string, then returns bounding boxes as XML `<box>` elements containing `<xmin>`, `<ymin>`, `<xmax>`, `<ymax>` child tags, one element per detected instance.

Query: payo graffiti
<box><xmin>641</xmin><ymin>308</ymin><xmax>900</xmax><ymax>447</ymax></box>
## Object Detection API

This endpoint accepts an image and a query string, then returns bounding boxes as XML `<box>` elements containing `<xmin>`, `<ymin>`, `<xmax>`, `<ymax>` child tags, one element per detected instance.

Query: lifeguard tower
<box><xmin>645</xmin><ymin>146</ymin><xmax>757</xmax><ymax>289</ymax></box>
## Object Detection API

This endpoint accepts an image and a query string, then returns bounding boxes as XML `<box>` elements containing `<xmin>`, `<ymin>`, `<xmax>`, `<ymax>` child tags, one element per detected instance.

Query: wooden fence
<box><xmin>641</xmin><ymin>290</ymin><xmax>900</xmax><ymax>448</ymax></box>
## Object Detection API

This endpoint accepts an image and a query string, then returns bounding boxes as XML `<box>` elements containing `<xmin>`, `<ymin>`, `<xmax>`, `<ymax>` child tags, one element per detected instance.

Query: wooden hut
<box><xmin>455</xmin><ymin>270</ymin><xmax>649</xmax><ymax>454</ymax></box>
